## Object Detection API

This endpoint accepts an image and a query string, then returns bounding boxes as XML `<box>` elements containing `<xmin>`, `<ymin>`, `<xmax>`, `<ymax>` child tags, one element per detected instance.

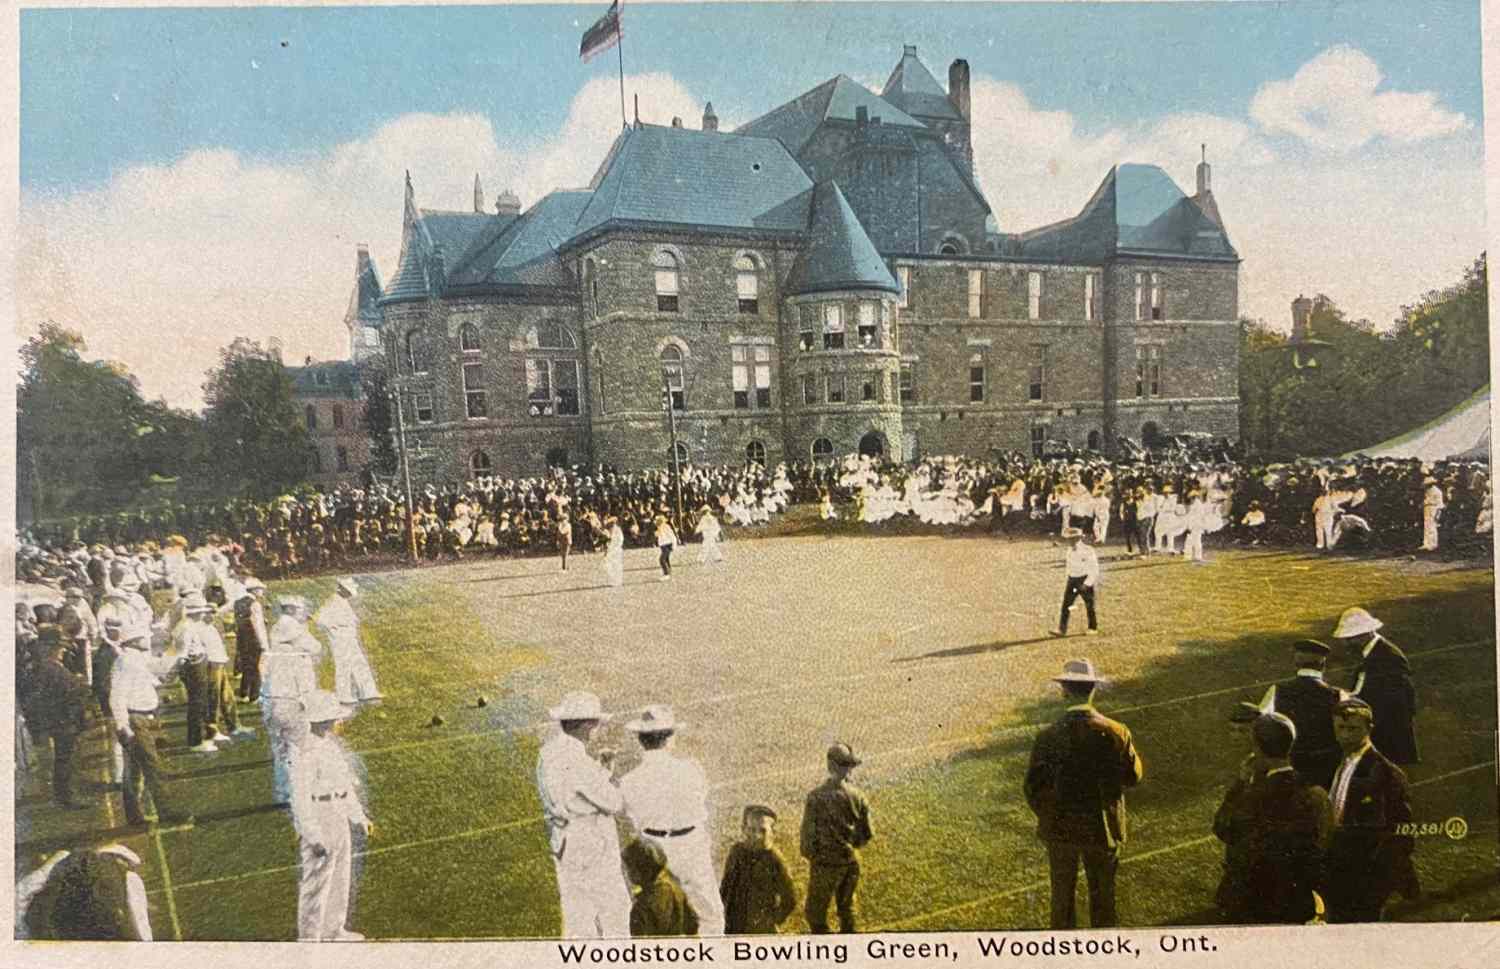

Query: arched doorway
<box><xmin>1141</xmin><ymin>421</ymin><xmax>1160</xmax><ymax>448</ymax></box>
<box><xmin>1087</xmin><ymin>430</ymin><xmax>1101</xmax><ymax>451</ymax></box>
<box><xmin>858</xmin><ymin>431</ymin><xmax>885</xmax><ymax>458</ymax></box>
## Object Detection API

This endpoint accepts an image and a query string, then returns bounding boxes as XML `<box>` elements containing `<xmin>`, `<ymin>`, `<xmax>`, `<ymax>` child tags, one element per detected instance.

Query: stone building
<box><xmin>287</xmin><ymin>358</ymin><xmax>371</xmax><ymax>488</ymax></box>
<box><xmin>378</xmin><ymin>45</ymin><xmax>1239</xmax><ymax>481</ymax></box>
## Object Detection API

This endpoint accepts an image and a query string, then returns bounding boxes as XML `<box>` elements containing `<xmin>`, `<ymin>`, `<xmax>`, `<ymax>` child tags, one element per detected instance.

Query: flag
<box><xmin>579</xmin><ymin>0</ymin><xmax>623</xmax><ymax>62</ymax></box>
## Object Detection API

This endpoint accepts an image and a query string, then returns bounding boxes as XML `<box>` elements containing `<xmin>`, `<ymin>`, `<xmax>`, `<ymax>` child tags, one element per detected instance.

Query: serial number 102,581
<box><xmin>1396</xmin><ymin>818</ymin><xmax>1469</xmax><ymax>839</ymax></box>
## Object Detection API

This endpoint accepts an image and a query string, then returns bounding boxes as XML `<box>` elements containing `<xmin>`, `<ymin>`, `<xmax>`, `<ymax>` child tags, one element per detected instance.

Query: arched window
<box><xmin>332</xmin><ymin>404</ymin><xmax>344</xmax><ymax>429</ymax></box>
<box><xmin>670</xmin><ymin>441</ymin><xmax>689</xmax><ymax>465</ymax></box>
<box><xmin>734</xmin><ymin>255</ymin><xmax>759</xmax><ymax>314</ymax></box>
<box><xmin>745</xmin><ymin>441</ymin><xmax>766</xmax><ymax>466</ymax></box>
<box><xmin>653</xmin><ymin>250</ymin><xmax>680</xmax><ymax>312</ymax></box>
<box><xmin>583</xmin><ymin>258</ymin><xmax>599</xmax><ymax>318</ymax></box>
<box><xmin>304</xmin><ymin>404</ymin><xmax>318</xmax><ymax>430</ymax></box>
<box><xmin>470</xmin><ymin>450</ymin><xmax>492</xmax><ymax>474</ymax></box>
<box><xmin>811</xmin><ymin>437</ymin><xmax>834</xmax><ymax>462</ymax></box>
<box><xmin>406</xmin><ymin>331</ymin><xmax>426</xmax><ymax>374</ymax></box>
<box><xmin>459</xmin><ymin>322</ymin><xmax>481</xmax><ymax>353</ymax></box>
<box><xmin>524</xmin><ymin>322</ymin><xmax>580</xmax><ymax>418</ymax></box>
<box><xmin>938</xmin><ymin>241</ymin><xmax>960</xmax><ymax>255</ymax></box>
<box><xmin>1087</xmin><ymin>430</ymin><xmax>1102</xmax><ymax>451</ymax></box>
<box><xmin>661</xmin><ymin>345</ymin><xmax>685</xmax><ymax>411</ymax></box>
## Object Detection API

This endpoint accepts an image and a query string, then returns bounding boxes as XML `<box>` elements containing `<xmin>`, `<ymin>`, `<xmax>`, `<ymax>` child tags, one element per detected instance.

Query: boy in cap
<box><xmin>620</xmin><ymin>705</ymin><xmax>725</xmax><ymax>935</ymax></box>
<box><xmin>623</xmin><ymin>838</ymin><xmax>699</xmax><ymax>938</ymax></box>
<box><xmin>1237</xmin><ymin>713</ymin><xmax>1331</xmax><ymax>924</ymax></box>
<box><xmin>1050</xmin><ymin>527</ymin><xmax>1099</xmax><ymax>638</ymax></box>
<box><xmin>1211</xmin><ymin>702</ymin><xmax>1268</xmax><ymax>921</ymax></box>
<box><xmin>1024</xmin><ymin>659</ymin><xmax>1143</xmax><ymax>929</ymax></box>
<box><xmin>800</xmin><ymin>742</ymin><xmax>874</xmax><ymax>933</ymax></box>
<box><xmin>1260</xmin><ymin>640</ymin><xmax>1345</xmax><ymax>789</ymax></box>
<box><xmin>535</xmin><ymin>691</ymin><xmax>632</xmax><ymax>938</ymax></box>
<box><xmin>289</xmin><ymin>690</ymin><xmax>372</xmax><ymax>941</ymax></box>
<box><xmin>720</xmin><ymin>804</ymin><xmax>797</xmax><ymax>934</ymax></box>
<box><xmin>1331</xmin><ymin>607</ymin><xmax>1418</xmax><ymax>765</ymax></box>
<box><xmin>1323</xmin><ymin>697</ymin><xmax>1419</xmax><ymax>922</ymax></box>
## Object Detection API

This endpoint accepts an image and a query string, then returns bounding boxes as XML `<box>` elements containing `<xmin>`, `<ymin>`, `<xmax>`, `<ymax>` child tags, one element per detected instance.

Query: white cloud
<box><xmin>1249</xmin><ymin>45</ymin><xmax>1471</xmax><ymax>152</ymax></box>
<box><xmin>16</xmin><ymin>72</ymin><xmax>709</xmax><ymax>409</ymax></box>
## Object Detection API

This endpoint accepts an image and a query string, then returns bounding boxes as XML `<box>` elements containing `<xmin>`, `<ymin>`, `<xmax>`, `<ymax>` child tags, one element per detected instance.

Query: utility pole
<box><xmin>663</xmin><ymin>373</ymin><xmax>685</xmax><ymax>534</ymax></box>
<box><xmin>391</xmin><ymin>388</ymin><xmax>419</xmax><ymax>562</ymax></box>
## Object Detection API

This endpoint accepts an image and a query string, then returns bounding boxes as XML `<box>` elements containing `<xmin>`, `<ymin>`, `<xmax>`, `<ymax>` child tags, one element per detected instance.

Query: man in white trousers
<box><xmin>314</xmin><ymin>578</ymin><xmax>383</xmax><ymax>706</ymax></box>
<box><xmin>536</xmin><ymin>691</ymin><xmax>632</xmax><ymax>938</ymax></box>
<box><xmin>262</xmin><ymin>597</ymin><xmax>321</xmax><ymax>804</ymax></box>
<box><xmin>620</xmin><ymin>704</ymin><xmax>726</xmax><ymax>936</ymax></box>
<box><xmin>290</xmin><ymin>690</ymin><xmax>371</xmax><ymax>942</ymax></box>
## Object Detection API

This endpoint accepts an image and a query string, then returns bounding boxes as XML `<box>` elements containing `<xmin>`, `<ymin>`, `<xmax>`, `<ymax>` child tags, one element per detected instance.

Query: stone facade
<box><xmin>288</xmin><ymin>360</ymin><xmax>372</xmax><ymax>488</ymax></box>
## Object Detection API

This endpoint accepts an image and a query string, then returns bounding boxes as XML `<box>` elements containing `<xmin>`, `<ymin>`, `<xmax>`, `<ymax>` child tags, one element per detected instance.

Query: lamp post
<box><xmin>389</xmin><ymin>386</ymin><xmax>419</xmax><ymax>562</ymax></box>
<box><xmin>662</xmin><ymin>371</ymin><xmax>685</xmax><ymax>533</ymax></box>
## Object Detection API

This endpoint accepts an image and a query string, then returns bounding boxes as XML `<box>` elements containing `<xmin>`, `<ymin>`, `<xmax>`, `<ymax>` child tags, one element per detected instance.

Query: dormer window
<box><xmin>653</xmin><ymin>250</ymin><xmax>680</xmax><ymax>312</ymax></box>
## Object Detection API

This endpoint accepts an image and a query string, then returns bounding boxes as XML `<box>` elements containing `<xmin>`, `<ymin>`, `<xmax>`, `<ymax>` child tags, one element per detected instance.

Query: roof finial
<box><xmin>1201</xmin><ymin>143</ymin><xmax>1206</xmax><ymax>163</ymax></box>
<box><xmin>473</xmin><ymin>173</ymin><xmax>485</xmax><ymax>214</ymax></box>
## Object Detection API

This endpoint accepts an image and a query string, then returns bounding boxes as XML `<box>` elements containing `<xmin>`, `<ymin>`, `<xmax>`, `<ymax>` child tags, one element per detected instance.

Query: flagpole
<box><xmin>617</xmin><ymin>8</ymin><xmax>627</xmax><ymax>129</ymax></box>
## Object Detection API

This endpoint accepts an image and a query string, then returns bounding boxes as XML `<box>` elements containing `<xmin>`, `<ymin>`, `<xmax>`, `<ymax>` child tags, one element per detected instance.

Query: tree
<box><xmin>197</xmin><ymin>338</ymin><xmax>315</xmax><ymax>498</ymax></box>
<box><xmin>358</xmin><ymin>359</ymin><xmax>398</xmax><ymax>478</ymax></box>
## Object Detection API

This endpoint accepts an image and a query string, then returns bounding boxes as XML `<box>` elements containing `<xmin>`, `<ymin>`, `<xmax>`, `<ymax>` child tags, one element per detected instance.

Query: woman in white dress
<box><xmin>602</xmin><ymin>517</ymin><xmax>625</xmax><ymax>588</ymax></box>
<box><xmin>696</xmin><ymin>505</ymin><xmax>725</xmax><ymax>564</ymax></box>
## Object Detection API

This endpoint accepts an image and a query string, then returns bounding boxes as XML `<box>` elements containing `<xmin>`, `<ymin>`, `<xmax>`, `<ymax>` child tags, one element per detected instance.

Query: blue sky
<box><xmin>16</xmin><ymin>2</ymin><xmax>1491</xmax><ymax>408</ymax></box>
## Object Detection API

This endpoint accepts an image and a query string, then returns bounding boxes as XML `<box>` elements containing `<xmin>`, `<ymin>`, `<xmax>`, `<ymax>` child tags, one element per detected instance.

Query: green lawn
<box><xmin>16</xmin><ymin>534</ymin><xmax>1499</xmax><ymax>939</ymax></box>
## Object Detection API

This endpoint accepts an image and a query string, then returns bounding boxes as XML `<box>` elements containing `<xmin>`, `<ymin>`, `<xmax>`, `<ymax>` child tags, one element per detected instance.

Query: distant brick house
<box><xmin>287</xmin><ymin>359</ymin><xmax>371</xmax><ymax>488</ymax></box>
<box><xmin>378</xmin><ymin>45</ymin><xmax>1239</xmax><ymax>481</ymax></box>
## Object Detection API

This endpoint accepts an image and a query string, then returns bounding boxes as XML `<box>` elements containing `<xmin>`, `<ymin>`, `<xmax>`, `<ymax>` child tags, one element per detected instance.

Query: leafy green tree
<box><xmin>358</xmin><ymin>359</ymin><xmax>398</xmax><ymax>477</ymax></box>
<box><xmin>196</xmin><ymin>338</ymin><xmax>315</xmax><ymax>498</ymax></box>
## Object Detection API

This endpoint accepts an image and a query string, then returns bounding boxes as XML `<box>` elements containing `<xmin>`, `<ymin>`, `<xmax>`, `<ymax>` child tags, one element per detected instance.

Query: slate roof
<box><xmin>345</xmin><ymin>254</ymin><xmax>384</xmax><ymax>325</ymax></box>
<box><xmin>571</xmin><ymin>124</ymin><xmax>814</xmax><ymax>238</ymax></box>
<box><xmin>1016</xmin><ymin>163</ymin><xmax>1236</xmax><ymax>262</ymax></box>
<box><xmin>785</xmin><ymin>182</ymin><xmax>899</xmax><ymax>295</ymax></box>
<box><xmin>881</xmin><ymin>48</ymin><xmax>962</xmax><ymax>121</ymax></box>
<box><xmin>382</xmin><ymin>209</ymin><xmax>514</xmax><ymax>304</ymax></box>
<box><xmin>448</xmin><ymin>190</ymin><xmax>593</xmax><ymax>290</ymax></box>
<box><xmin>736</xmin><ymin>75</ymin><xmax>924</xmax><ymax>155</ymax></box>
<box><xmin>286</xmin><ymin>360</ymin><xmax>362</xmax><ymax>400</ymax></box>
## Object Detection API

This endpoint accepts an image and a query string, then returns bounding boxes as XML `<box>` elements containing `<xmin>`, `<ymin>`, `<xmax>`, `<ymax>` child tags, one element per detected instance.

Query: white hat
<box><xmin>180</xmin><ymin>590</ymin><xmax>212</xmax><ymax>614</ymax></box>
<box><xmin>336</xmin><ymin>577</ymin><xmax>359</xmax><ymax>596</ymax></box>
<box><xmin>243</xmin><ymin>576</ymin><xmax>267</xmax><ymax>592</ymax></box>
<box><xmin>1052</xmin><ymin>658</ymin><xmax>1103</xmax><ymax>684</ymax></box>
<box><xmin>304</xmin><ymin>690</ymin><xmax>351</xmax><ymax>724</ymax></box>
<box><xmin>1333</xmin><ymin>607</ymin><xmax>1383</xmax><ymax>639</ymax></box>
<box><xmin>548</xmin><ymin>690</ymin><xmax>608</xmax><ymax>721</ymax></box>
<box><xmin>278</xmin><ymin>595</ymin><xmax>307</xmax><ymax>614</ymax></box>
<box><xmin>626</xmin><ymin>704</ymin><xmax>681</xmax><ymax>734</ymax></box>
<box><xmin>95</xmin><ymin>844</ymin><xmax>144</xmax><ymax>869</ymax></box>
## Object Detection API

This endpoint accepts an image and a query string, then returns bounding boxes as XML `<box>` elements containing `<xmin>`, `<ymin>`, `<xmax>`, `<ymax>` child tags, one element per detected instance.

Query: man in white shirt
<box><xmin>314</xmin><ymin>578</ymin><xmax>382</xmax><ymax>706</ymax></box>
<box><xmin>109</xmin><ymin>625</ymin><xmax>191</xmax><ymax>827</ymax></box>
<box><xmin>290</xmin><ymin>690</ymin><xmax>372</xmax><ymax>942</ymax></box>
<box><xmin>619</xmin><ymin>704</ymin><xmax>724</xmax><ymax>935</ymax></box>
<box><xmin>535</xmin><ymin>691</ymin><xmax>631</xmax><ymax>938</ymax></box>
<box><xmin>1420</xmin><ymin>477</ymin><xmax>1445</xmax><ymax>551</ymax></box>
<box><xmin>1051</xmin><ymin>527</ymin><xmax>1100</xmax><ymax>637</ymax></box>
<box><xmin>262</xmin><ymin>597</ymin><xmax>323</xmax><ymax>804</ymax></box>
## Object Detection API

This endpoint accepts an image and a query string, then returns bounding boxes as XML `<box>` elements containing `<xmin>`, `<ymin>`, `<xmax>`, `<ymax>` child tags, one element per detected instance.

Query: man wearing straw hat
<box><xmin>620</xmin><ymin>704</ymin><xmax>725</xmax><ymax>935</ymax></box>
<box><xmin>108</xmin><ymin>622</ymin><xmax>193</xmax><ymax>827</ymax></box>
<box><xmin>1331</xmin><ymin>607</ymin><xmax>1419</xmax><ymax>766</ymax></box>
<box><xmin>535</xmin><ymin>691</ymin><xmax>631</xmax><ymax>938</ymax></box>
<box><xmin>1024</xmin><ymin>659</ymin><xmax>1144</xmax><ymax>929</ymax></box>
<box><xmin>1050</xmin><ymin>527</ymin><xmax>1100</xmax><ymax>638</ymax></box>
<box><xmin>289</xmin><ymin>690</ymin><xmax>371</xmax><ymax>941</ymax></box>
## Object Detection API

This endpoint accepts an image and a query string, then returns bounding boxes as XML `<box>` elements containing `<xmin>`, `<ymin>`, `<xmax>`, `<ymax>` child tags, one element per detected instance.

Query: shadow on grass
<box><xmin>896</xmin><ymin>635</ymin><xmax>1060</xmax><ymax>663</ymax></box>
<box><xmin>167</xmin><ymin>758</ymin><xmax>274</xmax><ymax>781</ymax></box>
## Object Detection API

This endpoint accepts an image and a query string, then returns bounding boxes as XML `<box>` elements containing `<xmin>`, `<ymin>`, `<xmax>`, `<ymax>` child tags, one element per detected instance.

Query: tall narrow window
<box><xmin>754</xmin><ymin>346</ymin><xmax>772</xmax><ymax>408</ymax></box>
<box><xmin>584</xmin><ymin>258</ymin><xmax>599</xmax><ymax>318</ymax></box>
<box><xmin>555</xmin><ymin>361</ymin><xmax>580</xmax><ymax>416</ymax></box>
<box><xmin>1028</xmin><ymin>271</ymin><xmax>1042</xmax><ymax>320</ymax></box>
<box><xmin>661</xmin><ymin>346</ymin><xmax>685</xmax><ymax>410</ymax></box>
<box><xmin>858</xmin><ymin>302</ymin><xmax>878</xmax><ymax>347</ymax></box>
<box><xmin>745</xmin><ymin>441</ymin><xmax>766</xmax><ymax>466</ymax></box>
<box><xmin>305</xmin><ymin>404</ymin><xmax>318</xmax><ymax>430</ymax></box>
<box><xmin>1029</xmin><ymin>346</ymin><xmax>1046</xmax><ymax>401</ymax></box>
<box><xmin>861</xmin><ymin>374</ymin><xmax>877</xmax><ymax>402</ymax></box>
<box><xmin>406</xmin><ymin>331</ymin><xmax>425</xmax><ymax>374</ymax></box>
<box><xmin>1134</xmin><ymin>272</ymin><xmax>1146</xmax><ymax>320</ymax></box>
<box><xmin>525</xmin><ymin>359</ymin><xmax>553</xmax><ymax>417</ymax></box>
<box><xmin>803</xmin><ymin>373</ymin><xmax>818</xmax><ymax>405</ymax></box>
<box><xmin>732</xmin><ymin>346</ymin><xmax>750</xmax><ymax>409</ymax></box>
<box><xmin>653</xmin><ymin>250</ymin><xmax>680</xmax><ymax>312</ymax></box>
<box><xmin>332</xmin><ymin>404</ymin><xmax>344</xmax><ymax>429</ymax></box>
<box><xmin>1085</xmin><ymin>273</ymin><xmax>1098</xmax><ymax>321</ymax></box>
<box><xmin>463</xmin><ymin>362</ymin><xmax>488</xmax><ymax>419</ymax></box>
<box><xmin>471</xmin><ymin>451</ymin><xmax>492</xmax><ymax>474</ymax></box>
<box><xmin>525</xmin><ymin>322</ymin><xmax>579</xmax><ymax>417</ymax></box>
<box><xmin>969</xmin><ymin>364</ymin><xmax>986</xmax><ymax>403</ymax></box>
<box><xmin>1030</xmin><ymin>425</ymin><xmax>1046</xmax><ymax>457</ymax></box>
<box><xmin>826</xmin><ymin>374</ymin><xmax>846</xmax><ymax>403</ymax></box>
<box><xmin>1137</xmin><ymin>345</ymin><xmax>1162</xmax><ymax>398</ymax></box>
<box><xmin>735</xmin><ymin>255</ymin><xmax>759</xmax><ymax>314</ymax></box>
<box><xmin>1150</xmin><ymin>272</ymin><xmax>1162</xmax><ymax>320</ymax></box>
<box><xmin>799</xmin><ymin>305</ymin><xmax>817</xmax><ymax>351</ymax></box>
<box><xmin>899</xmin><ymin>364</ymin><xmax>915</xmax><ymax>402</ymax></box>
<box><xmin>459</xmin><ymin>322</ymin><xmax>481</xmax><ymax>353</ymax></box>
<box><xmin>413</xmin><ymin>393</ymin><xmax>434</xmax><ymax>424</ymax></box>
<box><xmin>822</xmin><ymin>304</ymin><xmax>845</xmax><ymax>350</ymax></box>
<box><xmin>336</xmin><ymin>446</ymin><xmax>349</xmax><ymax>472</ymax></box>
<box><xmin>897</xmin><ymin>266</ymin><xmax>911</xmax><ymax>308</ymax></box>
<box><xmin>311</xmin><ymin>449</ymin><xmax>322</xmax><ymax>473</ymax></box>
<box><xmin>968</xmin><ymin>269</ymin><xmax>984</xmax><ymax>319</ymax></box>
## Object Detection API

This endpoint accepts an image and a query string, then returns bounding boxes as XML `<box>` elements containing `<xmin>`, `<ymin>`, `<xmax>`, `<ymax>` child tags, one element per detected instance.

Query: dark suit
<box><xmin>26</xmin><ymin>656</ymin><xmax>90</xmax><ymax>806</ymax></box>
<box><xmin>1324</xmin><ymin>746</ymin><xmax>1419</xmax><ymax>922</ymax></box>
<box><xmin>1269</xmin><ymin>675</ymin><xmax>1344</xmax><ymax>790</ymax></box>
<box><xmin>1241</xmin><ymin>769</ymin><xmax>1331</xmax><ymax>924</ymax></box>
<box><xmin>1025</xmin><ymin>704</ymin><xmax>1144</xmax><ymax>928</ymax></box>
<box><xmin>1351</xmin><ymin>637</ymin><xmax>1419</xmax><ymax>765</ymax></box>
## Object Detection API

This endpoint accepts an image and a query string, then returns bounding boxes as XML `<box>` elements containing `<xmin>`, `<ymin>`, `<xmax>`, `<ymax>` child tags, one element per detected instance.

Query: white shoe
<box><xmin>659</xmin><ymin>575</ymin><xmax>670</xmax><ymax>582</ymax></box>
<box><xmin>333</xmin><ymin>930</ymin><xmax>365</xmax><ymax>942</ymax></box>
<box><xmin>191</xmin><ymin>741</ymin><xmax>220</xmax><ymax>753</ymax></box>
<box><xmin>232</xmin><ymin>726</ymin><xmax>257</xmax><ymax>737</ymax></box>
<box><xmin>1048</xmin><ymin>628</ymin><xmax>1065</xmax><ymax>638</ymax></box>
<box><xmin>1085</xmin><ymin>629</ymin><xmax>1099</xmax><ymax>637</ymax></box>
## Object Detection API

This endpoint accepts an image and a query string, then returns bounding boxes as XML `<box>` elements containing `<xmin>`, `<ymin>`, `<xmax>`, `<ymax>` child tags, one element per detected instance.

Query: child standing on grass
<box><xmin>720</xmin><ymin>804</ymin><xmax>797</xmax><ymax>934</ymax></box>
<box><xmin>655</xmin><ymin>515</ymin><xmax>678</xmax><ymax>581</ymax></box>
<box><xmin>624</xmin><ymin>838</ymin><xmax>699</xmax><ymax>937</ymax></box>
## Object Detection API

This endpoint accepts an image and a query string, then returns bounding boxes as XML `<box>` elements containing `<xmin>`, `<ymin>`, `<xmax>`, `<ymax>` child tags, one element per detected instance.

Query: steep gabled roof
<box><xmin>382</xmin><ymin>209</ymin><xmax>513</xmax><ymax>304</ymax></box>
<box><xmin>286</xmin><ymin>359</ymin><xmax>361</xmax><ymax>400</ymax></box>
<box><xmin>345</xmin><ymin>254</ymin><xmax>384</xmax><ymax>325</ymax></box>
<box><xmin>571</xmin><ymin>124</ymin><xmax>814</xmax><ymax>238</ymax></box>
<box><xmin>449</xmin><ymin>190</ymin><xmax>593</xmax><ymax>290</ymax></box>
<box><xmin>736</xmin><ymin>75</ymin><xmax>924</xmax><ymax>154</ymax></box>
<box><xmin>785</xmin><ymin>181</ymin><xmax>899</xmax><ymax>295</ymax></box>
<box><xmin>881</xmin><ymin>47</ymin><xmax>962</xmax><ymax>121</ymax></box>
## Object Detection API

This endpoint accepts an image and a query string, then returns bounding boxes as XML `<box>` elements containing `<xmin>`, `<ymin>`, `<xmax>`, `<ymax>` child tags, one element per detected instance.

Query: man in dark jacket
<box><xmin>1211</xmin><ymin>702</ymin><xmax>1265</xmax><ymax>921</ymax></box>
<box><xmin>1025</xmin><ymin>659</ymin><xmax>1144</xmax><ymax>929</ymax></box>
<box><xmin>26</xmin><ymin>628</ymin><xmax>91</xmax><ymax>808</ymax></box>
<box><xmin>721</xmin><ymin>804</ymin><xmax>797</xmax><ymax>934</ymax></box>
<box><xmin>1261</xmin><ymin>640</ymin><xmax>1345</xmax><ymax>789</ymax></box>
<box><xmin>799</xmin><ymin>743</ymin><xmax>874</xmax><ymax>933</ymax></box>
<box><xmin>1238</xmin><ymin>713</ymin><xmax>1332</xmax><ymax>924</ymax></box>
<box><xmin>1331</xmin><ymin>607</ymin><xmax>1419</xmax><ymax>765</ymax></box>
<box><xmin>1323</xmin><ymin>698</ymin><xmax>1419</xmax><ymax>922</ymax></box>
<box><xmin>233</xmin><ymin>578</ymin><xmax>270</xmax><ymax>701</ymax></box>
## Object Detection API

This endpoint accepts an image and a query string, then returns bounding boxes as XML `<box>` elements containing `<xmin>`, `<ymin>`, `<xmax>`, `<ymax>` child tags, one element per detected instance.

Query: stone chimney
<box><xmin>495</xmin><ymin>188</ymin><xmax>521</xmax><ymax>217</ymax></box>
<box><xmin>356</xmin><ymin>243</ymin><xmax>371</xmax><ymax>278</ymax></box>
<box><xmin>855</xmin><ymin>105</ymin><xmax>868</xmax><ymax>127</ymax></box>
<box><xmin>1291</xmin><ymin>294</ymin><xmax>1313</xmax><ymax>343</ymax></box>
<box><xmin>948</xmin><ymin>59</ymin><xmax>971</xmax><ymax>121</ymax></box>
<box><xmin>1196</xmin><ymin>144</ymin><xmax>1211</xmax><ymax>195</ymax></box>
<box><xmin>427</xmin><ymin>244</ymin><xmax>447</xmax><ymax>293</ymax></box>
<box><xmin>473</xmin><ymin>173</ymin><xmax>485</xmax><ymax>213</ymax></box>
<box><xmin>702</xmin><ymin>101</ymin><xmax>718</xmax><ymax>131</ymax></box>
<box><xmin>671</xmin><ymin>116</ymin><xmax>683</xmax><ymax>128</ymax></box>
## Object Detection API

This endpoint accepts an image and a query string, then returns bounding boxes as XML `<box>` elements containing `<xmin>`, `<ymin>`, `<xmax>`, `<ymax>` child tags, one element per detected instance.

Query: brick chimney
<box><xmin>1291</xmin><ymin>294</ymin><xmax>1313</xmax><ymax>343</ymax></box>
<box><xmin>1196</xmin><ymin>144</ymin><xmax>1211</xmax><ymax>195</ymax></box>
<box><xmin>948</xmin><ymin>59</ymin><xmax>971</xmax><ymax>121</ymax></box>
<box><xmin>495</xmin><ymin>188</ymin><xmax>521</xmax><ymax>217</ymax></box>
<box><xmin>702</xmin><ymin>101</ymin><xmax>718</xmax><ymax>131</ymax></box>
